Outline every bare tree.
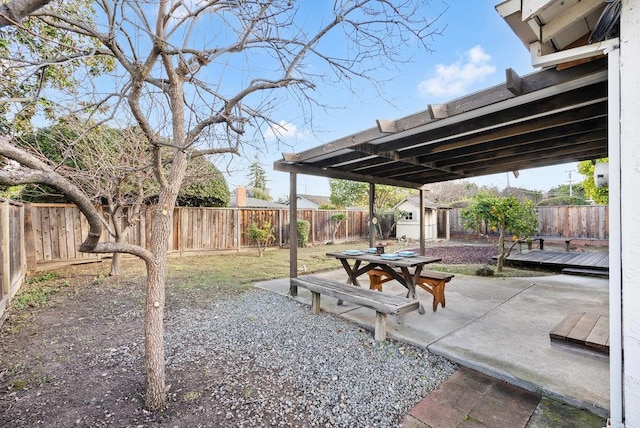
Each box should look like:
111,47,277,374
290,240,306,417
15,120,226,276
0,0,444,411
427,180,483,205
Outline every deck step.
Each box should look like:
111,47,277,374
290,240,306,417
550,312,609,355
561,267,609,278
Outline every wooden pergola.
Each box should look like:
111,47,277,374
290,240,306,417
274,57,608,295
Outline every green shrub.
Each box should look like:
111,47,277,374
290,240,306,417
247,221,275,257
297,220,310,247
537,196,588,206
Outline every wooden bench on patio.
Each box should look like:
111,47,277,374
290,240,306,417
518,236,572,252
366,268,455,312
291,275,419,342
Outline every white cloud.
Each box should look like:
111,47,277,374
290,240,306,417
418,45,497,98
264,120,305,141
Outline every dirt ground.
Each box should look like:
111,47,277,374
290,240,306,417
0,244,515,427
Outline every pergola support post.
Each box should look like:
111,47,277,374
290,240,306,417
419,188,426,256
369,183,375,248
289,172,298,296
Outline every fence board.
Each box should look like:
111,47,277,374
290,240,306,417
449,205,609,240
1,199,26,325
25,204,609,268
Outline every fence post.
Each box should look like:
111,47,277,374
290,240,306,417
23,203,36,271
2,200,10,297
345,210,349,242
235,208,241,253
311,209,316,245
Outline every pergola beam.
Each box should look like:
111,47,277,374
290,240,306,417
273,160,427,190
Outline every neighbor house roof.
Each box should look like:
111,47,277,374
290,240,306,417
297,194,331,206
229,195,288,209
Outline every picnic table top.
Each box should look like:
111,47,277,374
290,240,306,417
326,251,441,267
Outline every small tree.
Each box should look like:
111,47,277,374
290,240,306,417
297,220,310,248
461,194,538,272
578,158,609,204
247,222,274,257
330,212,347,243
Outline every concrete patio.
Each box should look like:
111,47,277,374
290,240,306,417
254,270,609,419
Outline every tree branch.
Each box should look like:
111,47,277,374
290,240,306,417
0,0,52,27
0,136,154,264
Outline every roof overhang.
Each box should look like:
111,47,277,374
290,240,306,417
274,57,608,188
496,0,619,68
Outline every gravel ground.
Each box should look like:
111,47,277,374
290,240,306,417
163,290,456,427
1,283,455,427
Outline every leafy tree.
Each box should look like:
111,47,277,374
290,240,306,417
0,0,114,131
375,185,410,210
329,179,368,208
247,160,268,191
246,161,270,200
329,179,409,210
578,159,609,204
247,221,274,257
249,187,271,202
548,183,585,200
177,158,230,208
538,196,588,206
461,194,539,272
297,220,310,248
0,0,444,411
501,186,543,204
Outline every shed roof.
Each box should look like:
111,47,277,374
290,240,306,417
396,195,439,210
273,58,607,189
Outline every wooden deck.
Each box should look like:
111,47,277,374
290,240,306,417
499,249,609,275
550,312,609,355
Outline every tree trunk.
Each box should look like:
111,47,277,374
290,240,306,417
144,200,174,411
110,251,122,276
332,220,342,242
497,230,505,272
110,230,124,276
143,150,188,411
144,254,165,411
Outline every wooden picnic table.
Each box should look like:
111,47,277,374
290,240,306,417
326,251,441,314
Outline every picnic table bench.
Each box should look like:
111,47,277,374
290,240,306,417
366,268,455,312
291,275,419,341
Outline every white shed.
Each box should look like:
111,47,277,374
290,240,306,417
394,196,444,241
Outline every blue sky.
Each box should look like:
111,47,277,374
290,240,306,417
223,1,583,200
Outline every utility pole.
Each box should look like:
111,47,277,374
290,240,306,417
566,170,576,197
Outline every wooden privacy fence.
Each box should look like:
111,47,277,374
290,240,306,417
0,199,26,323
449,205,609,239
25,204,372,267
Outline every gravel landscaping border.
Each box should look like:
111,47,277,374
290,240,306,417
163,289,456,427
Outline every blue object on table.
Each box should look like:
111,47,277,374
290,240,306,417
397,251,416,257
344,250,363,255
